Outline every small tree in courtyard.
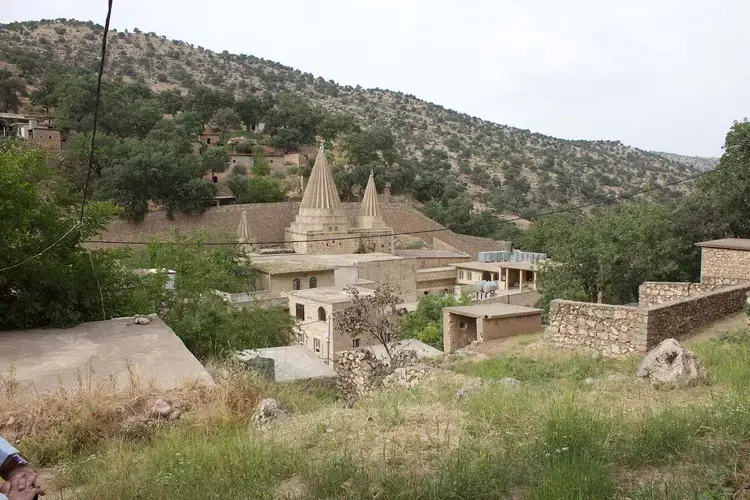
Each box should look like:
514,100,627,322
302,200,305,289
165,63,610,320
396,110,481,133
336,284,403,363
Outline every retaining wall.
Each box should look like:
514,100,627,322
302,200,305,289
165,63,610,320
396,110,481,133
545,282,750,357
638,282,725,306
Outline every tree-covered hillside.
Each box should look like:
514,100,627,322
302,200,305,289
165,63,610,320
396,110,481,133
0,19,711,220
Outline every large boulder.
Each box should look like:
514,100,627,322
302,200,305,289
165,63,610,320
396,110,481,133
252,398,291,427
636,339,707,389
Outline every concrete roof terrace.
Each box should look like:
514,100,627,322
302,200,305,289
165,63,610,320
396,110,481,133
251,252,403,268
443,303,543,319
696,238,750,251
0,317,213,393
289,285,374,304
248,261,335,274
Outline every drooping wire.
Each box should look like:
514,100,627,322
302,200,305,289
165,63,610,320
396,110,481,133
0,222,81,273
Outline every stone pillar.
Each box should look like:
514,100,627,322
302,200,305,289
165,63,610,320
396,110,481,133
533,271,537,290
520,270,525,290
505,268,510,290
383,182,391,203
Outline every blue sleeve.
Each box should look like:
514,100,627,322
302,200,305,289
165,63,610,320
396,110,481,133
0,436,18,466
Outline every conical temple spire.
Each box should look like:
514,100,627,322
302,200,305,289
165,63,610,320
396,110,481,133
359,170,380,217
299,143,342,211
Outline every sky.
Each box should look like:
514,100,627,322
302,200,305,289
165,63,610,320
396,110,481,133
4,0,749,157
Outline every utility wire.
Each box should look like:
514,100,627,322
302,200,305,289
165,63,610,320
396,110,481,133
0,222,81,273
79,0,113,224
84,167,716,247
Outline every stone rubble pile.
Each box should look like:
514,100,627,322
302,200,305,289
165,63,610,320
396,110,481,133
382,365,431,389
336,347,426,403
252,398,291,427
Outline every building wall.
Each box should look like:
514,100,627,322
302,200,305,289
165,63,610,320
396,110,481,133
638,282,726,306
229,154,253,170
443,312,478,353
405,256,471,270
700,247,750,283
545,282,750,357
96,201,510,257
471,290,541,308
416,278,457,293
480,314,542,342
28,128,61,153
289,296,363,361
355,259,418,303
267,271,335,293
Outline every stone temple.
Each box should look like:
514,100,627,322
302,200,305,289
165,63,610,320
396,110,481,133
284,144,394,254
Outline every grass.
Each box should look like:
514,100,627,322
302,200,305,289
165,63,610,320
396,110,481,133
4,331,750,498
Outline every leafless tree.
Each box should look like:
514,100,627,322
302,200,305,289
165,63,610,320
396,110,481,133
335,284,403,363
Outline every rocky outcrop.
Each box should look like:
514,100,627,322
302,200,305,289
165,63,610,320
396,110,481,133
636,339,707,389
252,398,291,427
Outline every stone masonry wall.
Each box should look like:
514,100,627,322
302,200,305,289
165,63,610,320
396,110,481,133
701,247,750,283
545,301,645,356
546,282,750,356
92,201,508,257
638,282,725,306
644,282,750,347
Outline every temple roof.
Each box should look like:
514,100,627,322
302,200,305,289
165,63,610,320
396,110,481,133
299,144,342,211
359,171,380,217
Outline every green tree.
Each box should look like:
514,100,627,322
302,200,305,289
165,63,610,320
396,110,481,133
201,145,230,178
398,293,470,350
342,125,397,165
212,107,241,140
234,94,274,130
227,165,285,203
0,145,165,329
0,69,28,113
184,85,234,129
524,203,692,308
30,73,59,113
145,232,297,359
159,88,184,115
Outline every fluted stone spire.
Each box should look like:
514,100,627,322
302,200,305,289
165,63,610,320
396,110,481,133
359,170,380,217
299,143,341,211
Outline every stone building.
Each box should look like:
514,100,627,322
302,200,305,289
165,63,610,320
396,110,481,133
695,238,750,285
442,303,543,353
288,286,374,363
284,144,394,254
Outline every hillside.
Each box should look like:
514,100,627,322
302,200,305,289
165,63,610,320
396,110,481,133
0,19,709,217
652,151,719,171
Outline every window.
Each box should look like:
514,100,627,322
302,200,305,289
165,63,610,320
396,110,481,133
352,338,360,348
292,278,301,290
318,307,326,321
329,226,333,231
295,303,305,320
297,332,305,345
459,321,468,330
206,137,211,145
314,338,321,353
232,159,236,163
212,176,218,183
309,277,317,288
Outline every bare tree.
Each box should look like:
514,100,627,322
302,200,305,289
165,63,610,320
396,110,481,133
335,284,403,363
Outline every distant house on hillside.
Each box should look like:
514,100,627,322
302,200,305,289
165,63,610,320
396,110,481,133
197,130,220,146
0,113,62,153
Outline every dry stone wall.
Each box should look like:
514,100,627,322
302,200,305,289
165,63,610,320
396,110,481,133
638,282,725,306
644,283,750,346
545,301,646,356
546,282,750,357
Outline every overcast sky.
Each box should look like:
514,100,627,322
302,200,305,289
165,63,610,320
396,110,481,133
4,1,749,157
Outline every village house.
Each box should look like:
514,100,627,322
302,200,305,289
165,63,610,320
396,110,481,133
0,113,62,153
288,286,374,363
442,303,543,353
452,253,544,291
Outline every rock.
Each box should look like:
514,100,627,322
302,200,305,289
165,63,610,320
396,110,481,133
636,338,707,389
453,349,489,359
453,379,485,403
151,399,173,419
133,315,151,325
583,377,595,385
252,398,291,427
469,340,481,347
495,377,521,387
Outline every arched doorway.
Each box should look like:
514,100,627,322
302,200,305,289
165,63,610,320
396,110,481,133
318,307,327,321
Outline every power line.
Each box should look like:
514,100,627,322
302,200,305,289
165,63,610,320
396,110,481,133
0,222,81,273
78,0,113,224
84,168,716,247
